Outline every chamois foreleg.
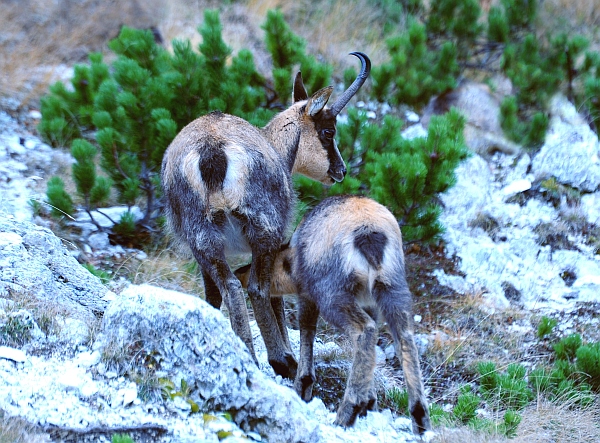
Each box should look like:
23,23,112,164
271,296,292,351
201,268,223,309
294,295,319,401
246,251,298,379
327,302,378,427
374,282,431,435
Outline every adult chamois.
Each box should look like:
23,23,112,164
236,195,431,435
161,52,371,379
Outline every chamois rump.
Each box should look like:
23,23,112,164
161,53,371,379
236,195,431,435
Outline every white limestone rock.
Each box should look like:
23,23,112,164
532,94,600,192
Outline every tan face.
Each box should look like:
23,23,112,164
294,107,346,185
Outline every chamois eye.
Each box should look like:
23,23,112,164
321,129,334,139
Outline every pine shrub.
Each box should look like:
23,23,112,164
40,10,272,238
536,315,558,339
111,434,135,443
477,361,533,411
500,409,522,438
38,52,109,147
426,0,483,60
582,51,600,130
371,19,459,108
363,109,469,243
261,9,332,106
529,366,550,392
576,342,600,391
554,334,582,362
452,385,480,424
45,176,74,218
385,386,409,415
294,107,468,244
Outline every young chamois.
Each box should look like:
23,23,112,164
161,53,371,379
236,195,431,435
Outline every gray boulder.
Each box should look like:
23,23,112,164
421,81,520,157
0,214,111,322
97,284,322,443
532,94,600,192
96,284,421,443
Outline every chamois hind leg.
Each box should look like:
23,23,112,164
324,300,378,427
246,250,297,379
188,237,257,365
374,281,431,435
271,296,292,352
201,268,223,309
294,295,319,401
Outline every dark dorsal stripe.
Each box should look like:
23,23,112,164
198,137,228,193
353,229,387,268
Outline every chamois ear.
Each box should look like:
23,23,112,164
306,86,333,116
293,72,309,103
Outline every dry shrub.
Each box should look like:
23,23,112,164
513,399,600,443
541,0,600,27
1,286,69,341
124,247,205,296
0,410,48,443
245,0,393,68
1,0,395,108
422,290,536,405
0,0,166,105
430,398,600,442
432,426,509,443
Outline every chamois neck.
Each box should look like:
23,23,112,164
262,104,303,172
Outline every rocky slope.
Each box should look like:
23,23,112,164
2,83,600,442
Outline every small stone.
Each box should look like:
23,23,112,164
28,110,42,119
80,381,99,398
384,344,396,361
375,346,386,365
57,367,86,391
122,386,138,406
102,291,117,302
75,351,101,368
501,179,532,198
247,431,262,441
405,110,420,122
0,346,27,363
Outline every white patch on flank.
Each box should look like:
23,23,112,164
220,144,249,209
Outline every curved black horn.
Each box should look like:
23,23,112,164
329,52,371,116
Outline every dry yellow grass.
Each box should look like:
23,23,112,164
542,0,600,27
0,411,48,443
244,0,393,67
0,0,398,107
126,247,205,296
429,397,600,443
0,0,163,105
432,426,510,443
514,399,600,443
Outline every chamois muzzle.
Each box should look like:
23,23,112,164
328,165,347,183
328,52,371,117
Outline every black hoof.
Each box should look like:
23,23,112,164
411,401,431,435
297,374,315,401
269,353,298,379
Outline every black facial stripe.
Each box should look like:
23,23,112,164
313,111,341,168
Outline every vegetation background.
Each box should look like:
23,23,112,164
1,0,600,442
